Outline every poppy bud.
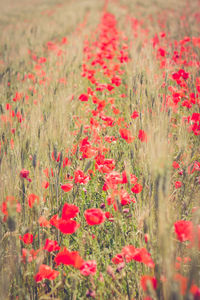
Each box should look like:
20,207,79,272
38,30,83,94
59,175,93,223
116,262,125,273
86,289,96,298
100,203,105,209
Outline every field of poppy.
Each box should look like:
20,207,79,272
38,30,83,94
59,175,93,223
0,0,200,299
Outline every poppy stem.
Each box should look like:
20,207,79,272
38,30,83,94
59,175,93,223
21,180,25,222
125,264,131,300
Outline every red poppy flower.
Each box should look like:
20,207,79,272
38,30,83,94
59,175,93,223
58,219,80,234
190,284,200,299
113,245,155,268
61,203,79,220
74,169,90,184
141,275,157,291
42,181,49,189
105,211,113,220
1,202,8,216
100,114,115,127
138,129,147,142
79,94,89,102
34,264,59,282
38,216,50,228
104,135,117,143
105,171,122,186
119,128,135,143
95,155,116,174
112,106,120,115
131,248,155,268
61,183,73,192
174,220,193,242
20,169,29,178
131,183,143,194
22,248,40,263
175,181,182,189
84,208,105,226
63,157,70,168
55,247,84,269
20,233,34,244
131,111,139,119
121,245,137,263
174,273,188,295
120,189,135,205
188,161,200,174
50,214,60,228
112,253,124,264
83,146,98,159
80,260,97,276
111,75,121,86
43,239,60,252
144,234,149,244
20,169,31,182
130,174,138,184
173,161,180,169
1,196,21,218
28,194,39,208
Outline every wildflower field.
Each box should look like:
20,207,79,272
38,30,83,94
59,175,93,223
0,0,200,299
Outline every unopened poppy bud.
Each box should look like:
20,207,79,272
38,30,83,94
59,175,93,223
83,188,87,194
86,289,96,298
116,262,125,273
100,203,105,209
178,170,183,175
